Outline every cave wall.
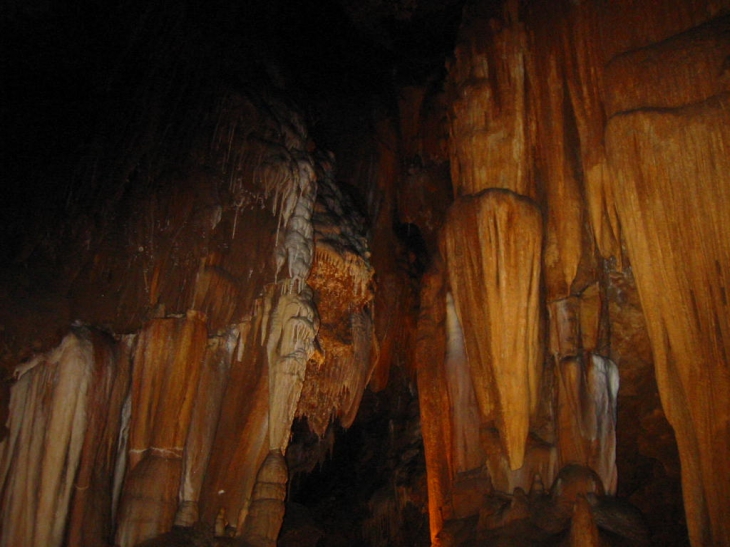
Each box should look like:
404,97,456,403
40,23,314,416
406,0,730,545
1,0,729,546
0,81,379,546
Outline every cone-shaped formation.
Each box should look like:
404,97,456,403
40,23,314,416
440,189,543,470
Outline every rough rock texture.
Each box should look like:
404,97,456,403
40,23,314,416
411,0,730,545
0,78,375,546
1,0,729,546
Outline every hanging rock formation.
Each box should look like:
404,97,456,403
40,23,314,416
0,81,375,546
411,0,728,545
440,189,543,472
1,0,729,546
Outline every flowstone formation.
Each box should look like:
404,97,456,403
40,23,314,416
406,0,730,545
1,0,729,546
0,83,375,547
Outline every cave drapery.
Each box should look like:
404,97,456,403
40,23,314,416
1,0,729,546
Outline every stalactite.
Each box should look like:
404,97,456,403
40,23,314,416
296,156,375,436
530,50,585,301
444,292,483,474
606,93,730,546
447,2,532,198
441,189,543,471
415,258,453,546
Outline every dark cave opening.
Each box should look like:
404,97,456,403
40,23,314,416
284,371,429,547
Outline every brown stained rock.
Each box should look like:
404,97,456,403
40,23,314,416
0,330,95,547
199,314,269,529
126,312,207,469
604,14,730,117
176,330,237,527
116,455,183,547
594,0,726,64
548,297,582,360
569,495,600,547
397,163,454,253
447,4,533,199
579,283,603,354
66,331,133,547
415,258,454,545
530,53,585,301
441,189,543,470
116,312,207,547
606,95,730,546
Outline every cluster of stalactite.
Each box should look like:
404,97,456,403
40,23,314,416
408,0,730,545
0,89,375,547
1,0,729,545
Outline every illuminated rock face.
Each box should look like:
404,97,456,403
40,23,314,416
1,1,729,546
0,88,375,547
440,189,543,472
412,1,729,546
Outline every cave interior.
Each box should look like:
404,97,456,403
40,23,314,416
1,0,729,546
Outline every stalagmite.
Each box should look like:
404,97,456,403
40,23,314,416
569,495,600,547
441,189,543,470
240,450,288,547
415,259,453,546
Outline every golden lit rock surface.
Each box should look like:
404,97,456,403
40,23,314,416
606,95,730,546
1,1,729,546
447,1,532,198
441,189,543,471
